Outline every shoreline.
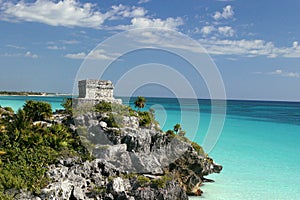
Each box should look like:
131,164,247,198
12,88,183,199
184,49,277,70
0,94,72,97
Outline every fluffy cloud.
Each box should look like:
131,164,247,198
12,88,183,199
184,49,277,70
213,5,234,20
200,25,235,37
292,41,298,48
107,4,147,20
0,1,182,30
218,26,235,37
110,16,183,30
130,17,183,29
0,0,147,28
201,26,216,35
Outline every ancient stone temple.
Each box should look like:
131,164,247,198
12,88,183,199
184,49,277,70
75,80,122,106
78,80,114,99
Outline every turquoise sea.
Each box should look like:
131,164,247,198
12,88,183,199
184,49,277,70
1,96,300,200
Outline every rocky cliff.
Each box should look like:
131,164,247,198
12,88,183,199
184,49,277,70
14,101,222,200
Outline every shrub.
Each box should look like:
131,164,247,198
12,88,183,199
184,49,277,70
191,142,205,156
23,100,52,121
95,101,112,113
138,111,152,127
166,130,176,139
61,98,73,114
137,175,151,187
95,101,136,117
150,175,173,189
0,103,90,194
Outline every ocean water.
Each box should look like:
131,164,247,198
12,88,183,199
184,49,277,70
1,96,299,199
0,95,68,112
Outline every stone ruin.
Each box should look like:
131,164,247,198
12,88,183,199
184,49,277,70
74,80,122,107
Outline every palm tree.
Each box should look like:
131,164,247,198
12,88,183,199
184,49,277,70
173,123,181,134
134,96,146,111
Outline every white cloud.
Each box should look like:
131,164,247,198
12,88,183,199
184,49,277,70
201,26,216,35
6,44,25,49
138,0,151,4
61,40,80,44
268,69,299,78
0,0,147,28
107,4,147,20
270,69,283,75
218,26,235,37
111,17,183,30
131,17,183,29
199,39,300,58
25,51,38,58
213,5,234,20
293,41,298,48
65,52,86,59
47,45,66,50
1,51,38,58
254,69,300,78
0,1,182,31
65,49,121,60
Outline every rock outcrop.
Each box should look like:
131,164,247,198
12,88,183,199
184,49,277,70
13,104,222,199
35,159,188,200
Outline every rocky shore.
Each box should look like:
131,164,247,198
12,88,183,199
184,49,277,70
2,97,222,200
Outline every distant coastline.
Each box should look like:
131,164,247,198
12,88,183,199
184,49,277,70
0,91,71,97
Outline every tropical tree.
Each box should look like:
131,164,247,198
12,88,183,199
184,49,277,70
61,98,73,114
173,123,181,133
134,96,146,111
23,100,52,121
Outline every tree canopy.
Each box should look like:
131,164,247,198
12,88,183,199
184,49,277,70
134,96,146,111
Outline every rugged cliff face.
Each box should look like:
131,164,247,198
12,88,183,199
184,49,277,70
15,101,222,200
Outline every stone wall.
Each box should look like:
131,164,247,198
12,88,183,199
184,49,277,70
75,80,122,107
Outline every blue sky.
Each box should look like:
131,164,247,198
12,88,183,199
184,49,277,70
0,0,299,101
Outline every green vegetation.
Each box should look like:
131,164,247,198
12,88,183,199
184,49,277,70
61,98,73,114
191,142,205,156
23,100,52,121
150,175,173,189
138,111,152,127
173,123,181,133
0,91,44,96
134,96,146,111
137,175,151,187
135,174,173,189
95,101,136,117
166,130,176,139
0,101,89,198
